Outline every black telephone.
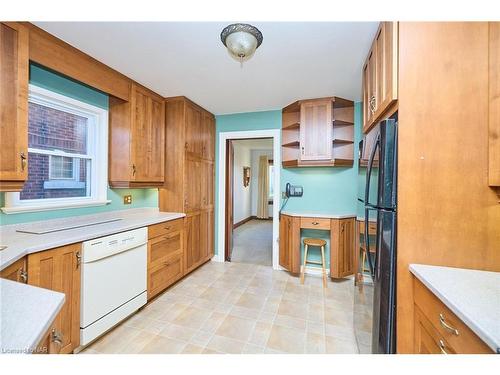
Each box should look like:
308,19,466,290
285,183,303,197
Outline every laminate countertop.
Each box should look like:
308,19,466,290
0,208,185,271
0,278,65,353
410,264,500,353
280,211,357,219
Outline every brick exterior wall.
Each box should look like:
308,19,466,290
20,102,89,200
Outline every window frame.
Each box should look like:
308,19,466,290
2,85,110,214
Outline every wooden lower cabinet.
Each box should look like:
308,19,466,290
413,278,492,354
185,210,213,274
330,218,355,278
27,243,81,354
279,214,300,274
0,257,27,283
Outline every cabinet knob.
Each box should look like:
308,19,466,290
51,329,63,345
369,96,376,114
438,339,449,355
312,221,319,225
20,152,27,171
19,269,28,283
76,251,82,268
132,164,136,176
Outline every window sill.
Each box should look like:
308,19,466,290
1,199,111,214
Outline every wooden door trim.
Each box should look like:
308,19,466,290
224,139,234,261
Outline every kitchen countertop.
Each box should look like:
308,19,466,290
410,264,500,353
0,278,65,353
0,208,185,271
280,210,356,219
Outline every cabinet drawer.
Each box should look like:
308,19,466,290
413,278,492,354
148,252,183,300
300,217,331,230
148,218,184,239
148,231,182,268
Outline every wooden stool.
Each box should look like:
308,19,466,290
300,238,328,288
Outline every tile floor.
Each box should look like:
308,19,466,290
82,261,359,354
231,219,273,266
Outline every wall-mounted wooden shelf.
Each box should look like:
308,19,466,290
281,96,355,168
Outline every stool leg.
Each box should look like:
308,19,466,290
300,244,308,284
321,245,327,288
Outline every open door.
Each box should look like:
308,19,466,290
225,140,234,261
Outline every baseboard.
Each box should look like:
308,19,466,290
233,215,273,229
233,216,253,229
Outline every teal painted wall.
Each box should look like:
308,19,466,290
0,64,158,226
214,103,363,268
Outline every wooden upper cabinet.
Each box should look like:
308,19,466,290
299,99,333,161
185,102,202,158
0,22,29,191
109,83,165,187
201,111,215,161
363,22,398,133
489,22,500,188
27,244,81,354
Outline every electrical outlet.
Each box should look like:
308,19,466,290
123,195,132,205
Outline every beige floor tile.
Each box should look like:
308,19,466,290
223,289,245,304
214,302,234,314
157,302,190,323
118,331,157,354
79,348,100,354
215,314,256,342
306,320,325,335
248,321,272,347
235,292,267,310
139,335,187,354
325,336,359,354
324,306,353,327
181,343,205,354
230,305,261,320
202,348,223,354
242,343,265,354
257,310,276,323
277,299,308,319
307,303,325,322
305,332,326,354
159,323,198,341
171,306,211,329
141,318,169,335
89,324,141,353
324,323,356,341
274,314,307,330
199,311,227,333
199,286,231,303
206,335,246,354
266,324,306,354
189,330,213,347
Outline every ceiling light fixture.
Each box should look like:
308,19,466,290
220,23,263,67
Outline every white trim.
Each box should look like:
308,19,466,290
217,129,281,270
2,85,109,214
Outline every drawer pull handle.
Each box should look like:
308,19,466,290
164,226,171,230
438,339,448,354
312,221,319,225
439,313,459,336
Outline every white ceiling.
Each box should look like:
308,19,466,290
34,22,378,115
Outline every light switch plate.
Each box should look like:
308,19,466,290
123,195,132,205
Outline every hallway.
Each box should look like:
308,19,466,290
231,219,273,266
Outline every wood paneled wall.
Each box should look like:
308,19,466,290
397,22,500,353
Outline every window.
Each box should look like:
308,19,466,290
2,85,109,213
268,159,274,202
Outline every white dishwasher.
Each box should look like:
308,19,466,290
80,227,147,346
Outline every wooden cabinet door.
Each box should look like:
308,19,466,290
279,215,291,270
375,22,398,120
185,213,201,272
299,100,333,161
185,103,202,157
199,210,209,261
130,85,165,182
201,160,214,209
27,244,81,354
0,22,28,190
201,111,215,160
363,42,377,133
184,157,201,212
0,257,27,283
330,218,355,278
489,22,500,187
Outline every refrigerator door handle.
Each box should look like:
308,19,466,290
364,208,375,278
364,134,380,207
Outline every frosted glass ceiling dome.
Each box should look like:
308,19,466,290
220,23,263,65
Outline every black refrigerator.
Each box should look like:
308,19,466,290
354,116,397,354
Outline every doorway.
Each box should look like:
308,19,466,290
217,129,281,269
225,138,274,266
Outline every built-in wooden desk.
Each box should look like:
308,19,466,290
279,211,356,279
